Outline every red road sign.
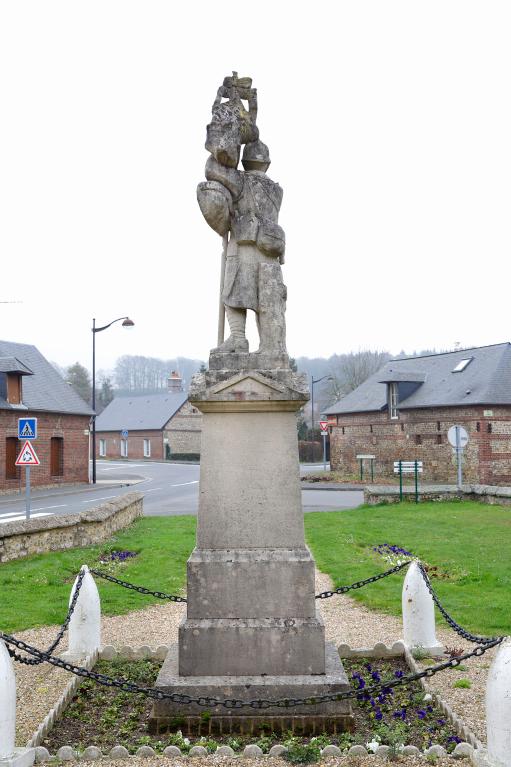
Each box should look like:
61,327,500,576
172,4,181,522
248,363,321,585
15,440,40,466
319,421,329,431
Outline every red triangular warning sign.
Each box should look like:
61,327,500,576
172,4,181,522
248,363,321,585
15,440,40,466
319,421,329,431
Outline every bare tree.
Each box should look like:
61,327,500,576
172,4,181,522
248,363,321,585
328,350,391,402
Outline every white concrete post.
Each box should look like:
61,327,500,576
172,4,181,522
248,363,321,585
402,561,443,656
66,565,101,660
0,639,16,757
486,637,511,766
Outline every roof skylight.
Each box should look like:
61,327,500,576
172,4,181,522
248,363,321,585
452,357,474,373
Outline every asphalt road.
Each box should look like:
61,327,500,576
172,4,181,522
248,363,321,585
0,461,363,522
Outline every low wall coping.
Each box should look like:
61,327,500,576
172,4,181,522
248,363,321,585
364,484,511,498
0,492,143,539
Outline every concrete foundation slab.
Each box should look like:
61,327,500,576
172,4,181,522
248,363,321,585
150,642,353,732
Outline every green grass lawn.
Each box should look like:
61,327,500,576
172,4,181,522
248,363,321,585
0,516,196,633
0,501,509,637
304,501,511,637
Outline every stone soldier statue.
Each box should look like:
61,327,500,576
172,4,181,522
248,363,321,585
197,74,288,359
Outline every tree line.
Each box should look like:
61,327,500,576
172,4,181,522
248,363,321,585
55,346,458,416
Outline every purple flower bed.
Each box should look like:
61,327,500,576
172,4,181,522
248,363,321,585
99,550,138,563
347,657,462,753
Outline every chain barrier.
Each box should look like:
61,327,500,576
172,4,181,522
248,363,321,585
315,561,411,599
7,569,85,666
89,569,187,603
416,562,498,645
0,630,503,707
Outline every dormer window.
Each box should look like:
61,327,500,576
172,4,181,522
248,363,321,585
389,382,399,419
7,373,22,404
452,357,473,373
0,357,33,406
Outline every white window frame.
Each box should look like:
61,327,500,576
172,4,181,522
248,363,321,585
120,439,128,458
389,382,399,420
143,439,151,458
99,439,106,457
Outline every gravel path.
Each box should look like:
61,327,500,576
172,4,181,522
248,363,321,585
13,570,492,750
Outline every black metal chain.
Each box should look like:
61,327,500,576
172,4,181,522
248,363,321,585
1,630,503,708
416,562,497,645
315,561,411,599
89,569,187,603
7,569,86,666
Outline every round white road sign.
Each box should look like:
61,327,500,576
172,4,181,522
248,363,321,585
447,425,469,448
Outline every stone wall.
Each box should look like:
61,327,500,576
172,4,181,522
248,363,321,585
364,484,511,506
0,411,90,491
164,400,202,455
329,405,511,485
0,492,143,563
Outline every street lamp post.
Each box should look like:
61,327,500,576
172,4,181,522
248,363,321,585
91,316,134,483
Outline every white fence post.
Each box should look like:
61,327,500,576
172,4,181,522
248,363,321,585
486,637,511,766
402,561,444,656
0,639,16,758
65,565,101,660
0,639,35,766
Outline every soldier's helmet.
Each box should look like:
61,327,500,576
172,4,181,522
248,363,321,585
242,140,271,171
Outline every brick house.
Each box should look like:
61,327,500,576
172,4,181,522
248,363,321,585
95,373,202,461
324,343,511,485
0,340,92,491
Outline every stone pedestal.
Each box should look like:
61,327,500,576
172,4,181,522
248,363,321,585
151,360,352,730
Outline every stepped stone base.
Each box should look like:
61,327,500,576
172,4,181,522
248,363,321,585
179,613,326,676
150,643,353,732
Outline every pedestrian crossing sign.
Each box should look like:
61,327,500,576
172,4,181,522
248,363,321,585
15,440,40,466
18,418,37,440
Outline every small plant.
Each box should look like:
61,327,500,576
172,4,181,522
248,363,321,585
226,737,242,752
337,732,356,751
200,710,212,723
411,645,429,661
196,737,219,753
283,737,321,764
445,646,464,658
453,678,471,689
255,734,278,753
426,754,438,764
167,730,191,752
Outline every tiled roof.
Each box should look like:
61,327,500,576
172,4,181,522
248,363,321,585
95,391,188,431
324,343,511,415
0,340,93,415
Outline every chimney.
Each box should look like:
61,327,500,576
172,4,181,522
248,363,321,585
168,371,183,393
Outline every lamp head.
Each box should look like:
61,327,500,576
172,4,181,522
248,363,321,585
122,318,135,328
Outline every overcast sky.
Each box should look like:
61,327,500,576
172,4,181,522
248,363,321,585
1,1,510,373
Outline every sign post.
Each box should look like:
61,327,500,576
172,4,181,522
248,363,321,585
319,421,329,472
15,441,41,519
447,425,469,490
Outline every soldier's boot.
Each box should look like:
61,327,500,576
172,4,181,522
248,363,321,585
213,307,249,353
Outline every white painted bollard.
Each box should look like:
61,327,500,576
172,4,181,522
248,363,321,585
486,637,511,766
402,561,444,656
0,640,35,767
65,565,101,660
0,639,16,758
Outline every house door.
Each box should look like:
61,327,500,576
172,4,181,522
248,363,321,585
51,437,64,476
